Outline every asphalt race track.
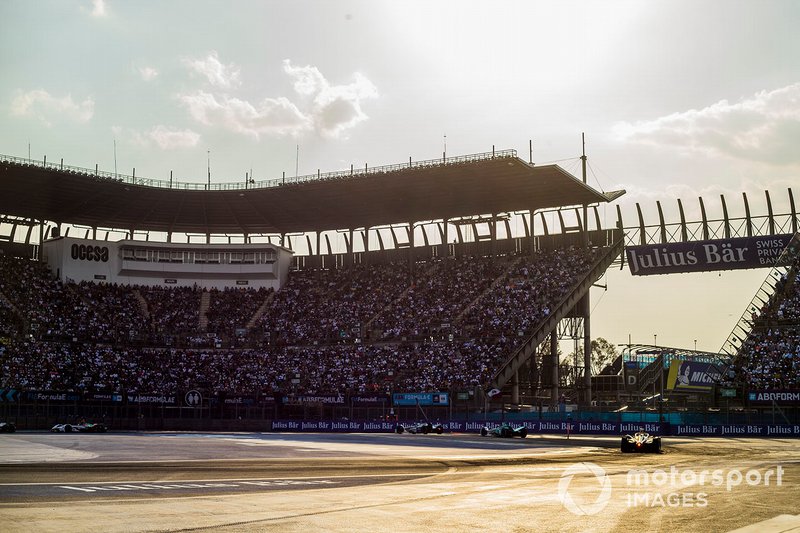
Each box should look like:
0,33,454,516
0,431,798,532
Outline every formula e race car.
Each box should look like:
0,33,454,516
395,422,444,434
0,422,16,433
51,422,108,433
480,423,528,438
621,431,662,453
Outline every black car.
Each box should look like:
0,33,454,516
395,422,444,434
0,422,16,433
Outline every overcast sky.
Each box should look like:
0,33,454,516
2,0,798,353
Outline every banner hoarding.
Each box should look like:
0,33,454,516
626,234,793,276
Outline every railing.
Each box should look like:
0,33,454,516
0,149,518,192
620,190,798,246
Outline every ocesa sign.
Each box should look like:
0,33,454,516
70,243,109,262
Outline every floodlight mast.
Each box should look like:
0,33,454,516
581,132,593,407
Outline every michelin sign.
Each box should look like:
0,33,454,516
666,360,723,392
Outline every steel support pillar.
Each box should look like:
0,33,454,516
550,330,559,408
582,293,592,406
511,370,519,405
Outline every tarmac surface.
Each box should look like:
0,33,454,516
0,430,798,532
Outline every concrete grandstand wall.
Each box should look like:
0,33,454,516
42,236,292,290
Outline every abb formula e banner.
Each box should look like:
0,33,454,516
626,234,793,276
748,390,800,405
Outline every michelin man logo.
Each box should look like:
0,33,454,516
558,462,612,516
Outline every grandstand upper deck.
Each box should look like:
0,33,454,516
0,149,622,237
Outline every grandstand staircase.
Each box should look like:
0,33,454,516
198,291,211,332
716,232,800,381
491,238,624,390
132,289,150,320
718,260,796,361
245,291,276,330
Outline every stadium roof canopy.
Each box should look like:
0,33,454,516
1,149,623,235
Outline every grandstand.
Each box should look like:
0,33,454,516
0,148,627,426
1,148,798,429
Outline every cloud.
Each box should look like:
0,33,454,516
89,0,106,17
10,89,94,126
178,91,310,139
146,126,201,149
283,60,378,138
177,57,378,140
614,83,800,166
115,125,201,149
183,51,241,89
138,66,158,82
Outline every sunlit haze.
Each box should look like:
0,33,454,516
2,0,798,353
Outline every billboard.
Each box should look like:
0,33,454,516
666,359,723,391
626,234,793,276
748,390,800,405
392,392,449,406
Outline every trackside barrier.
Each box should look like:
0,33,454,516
267,420,800,437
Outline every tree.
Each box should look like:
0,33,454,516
590,337,619,375
565,337,620,376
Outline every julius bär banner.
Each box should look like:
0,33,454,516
626,234,793,276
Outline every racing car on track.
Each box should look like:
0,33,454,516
480,423,528,438
0,422,16,433
621,430,662,453
395,422,444,434
50,422,108,433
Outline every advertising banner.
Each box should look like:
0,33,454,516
220,395,256,406
85,393,123,402
393,392,449,406
287,395,346,405
126,394,177,405
351,395,390,405
0,388,20,402
626,234,793,276
270,420,398,432
747,390,800,405
266,420,800,437
25,391,81,402
666,360,723,391
673,424,800,437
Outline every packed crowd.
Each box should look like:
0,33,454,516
0,339,516,396
371,256,509,340
0,255,145,343
206,287,273,338
459,247,599,339
1,246,603,394
734,265,800,390
255,262,412,344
